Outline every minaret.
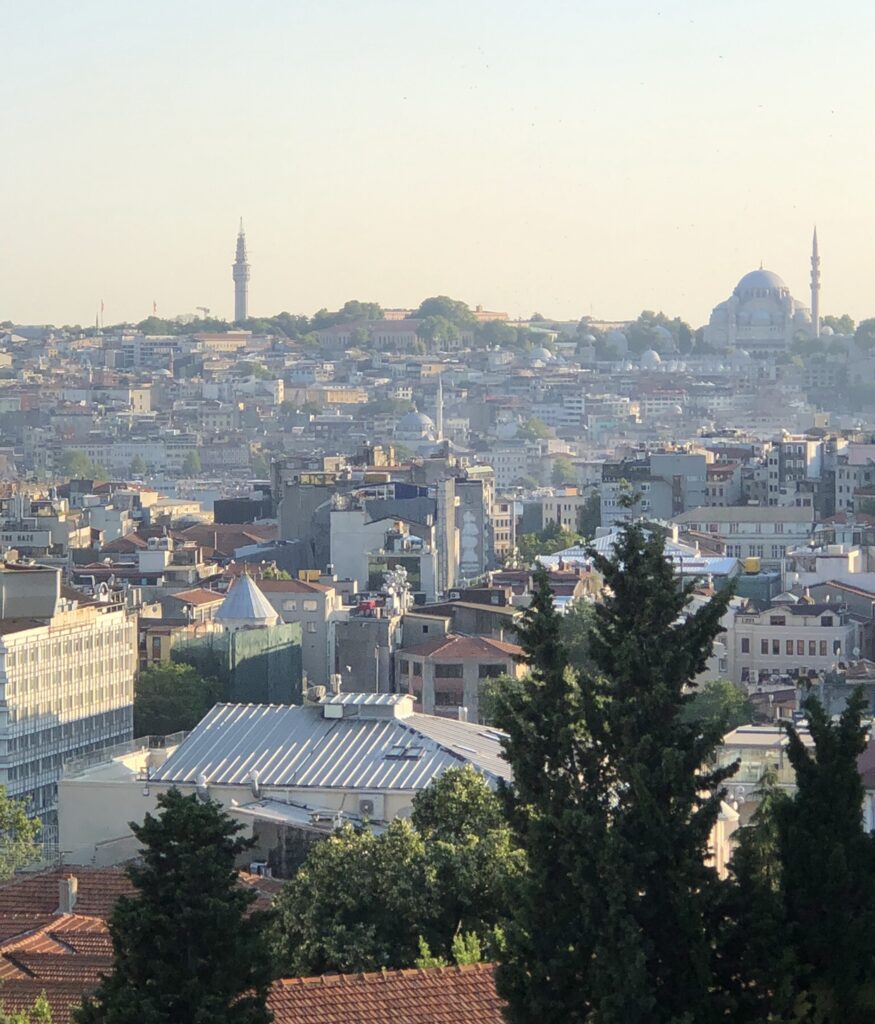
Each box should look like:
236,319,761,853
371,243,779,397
810,226,820,337
435,374,444,440
232,218,250,323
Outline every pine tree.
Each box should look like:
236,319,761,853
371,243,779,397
496,525,737,1023
75,788,272,1024
775,690,875,1022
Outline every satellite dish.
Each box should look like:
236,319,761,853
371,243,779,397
195,772,210,802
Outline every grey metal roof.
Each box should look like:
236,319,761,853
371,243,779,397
150,703,511,791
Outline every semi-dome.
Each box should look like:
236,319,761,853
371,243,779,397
820,325,835,336
529,346,554,362
640,348,662,369
734,269,789,298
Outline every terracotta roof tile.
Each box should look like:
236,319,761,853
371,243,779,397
398,633,523,661
268,964,505,1024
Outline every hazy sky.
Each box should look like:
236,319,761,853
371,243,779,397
3,1,874,327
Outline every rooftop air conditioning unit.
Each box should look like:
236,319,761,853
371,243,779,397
358,794,384,821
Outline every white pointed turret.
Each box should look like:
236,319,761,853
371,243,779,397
216,574,279,632
435,375,444,441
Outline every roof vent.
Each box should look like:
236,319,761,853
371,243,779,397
57,875,78,915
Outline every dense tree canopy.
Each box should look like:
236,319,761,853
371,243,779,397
679,678,754,733
76,789,272,1024
133,662,222,737
273,766,521,975
0,786,41,880
411,296,474,325
495,526,737,1023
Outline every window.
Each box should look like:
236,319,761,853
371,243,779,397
820,640,827,656
478,663,506,679
821,616,834,627
412,662,422,677
809,640,816,657
435,663,463,678
786,640,793,656
303,600,318,612
306,621,317,633
435,691,464,706
761,639,769,655
741,638,750,654
797,639,804,656
770,616,786,626
282,600,297,612
771,639,780,655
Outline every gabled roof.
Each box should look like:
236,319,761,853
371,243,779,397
398,633,522,660
269,964,504,1024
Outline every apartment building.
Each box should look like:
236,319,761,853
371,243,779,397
0,566,135,844
671,505,815,568
726,597,859,685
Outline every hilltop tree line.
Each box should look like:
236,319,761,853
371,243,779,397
48,523,875,1023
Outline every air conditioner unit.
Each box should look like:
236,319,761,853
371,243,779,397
358,794,385,820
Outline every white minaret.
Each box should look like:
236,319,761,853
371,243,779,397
233,218,250,323
435,375,444,440
810,226,820,337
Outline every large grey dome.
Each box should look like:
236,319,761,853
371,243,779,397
396,409,436,438
734,269,789,298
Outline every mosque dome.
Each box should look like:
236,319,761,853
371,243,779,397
582,333,597,343
396,409,436,439
530,346,554,362
640,349,662,369
734,269,789,298
820,325,835,336
749,308,773,327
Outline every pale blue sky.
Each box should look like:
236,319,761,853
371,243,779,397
2,1,874,326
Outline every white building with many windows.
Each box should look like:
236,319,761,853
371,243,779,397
671,505,814,568
0,566,135,844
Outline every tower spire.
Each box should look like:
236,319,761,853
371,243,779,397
435,374,444,441
232,218,250,323
810,225,820,337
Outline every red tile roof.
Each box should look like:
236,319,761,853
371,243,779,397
398,634,522,661
0,869,134,919
255,578,332,594
269,964,504,1024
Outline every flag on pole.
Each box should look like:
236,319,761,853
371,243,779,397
100,300,104,315
153,300,157,315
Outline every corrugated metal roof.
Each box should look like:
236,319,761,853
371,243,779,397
322,693,406,707
150,703,511,790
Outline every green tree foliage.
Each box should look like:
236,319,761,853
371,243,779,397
311,300,383,331
232,361,272,379
626,309,693,355
416,315,459,350
822,313,855,335
854,318,875,351
576,492,601,539
181,450,202,475
250,453,270,479
515,520,580,564
260,564,291,580
516,417,550,440
128,455,146,477
679,678,754,733
75,789,272,1024
495,525,737,1024
411,296,474,325
58,450,102,480
0,786,41,880
550,457,575,487
558,599,596,674
773,691,875,1020
133,663,222,737
273,766,521,975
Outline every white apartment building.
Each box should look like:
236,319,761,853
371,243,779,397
726,598,859,685
0,566,135,844
671,505,814,567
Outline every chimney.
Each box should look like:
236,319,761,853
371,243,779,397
58,874,78,915
457,705,469,723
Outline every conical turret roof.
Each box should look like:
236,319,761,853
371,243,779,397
216,574,279,627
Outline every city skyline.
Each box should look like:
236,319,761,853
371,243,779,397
4,1,875,326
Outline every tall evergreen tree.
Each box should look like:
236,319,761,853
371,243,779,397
496,524,737,1023
75,788,272,1024
776,690,875,1022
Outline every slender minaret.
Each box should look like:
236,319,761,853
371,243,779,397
232,218,250,322
435,374,444,440
810,226,820,337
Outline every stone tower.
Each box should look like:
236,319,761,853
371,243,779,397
233,218,250,323
810,226,820,337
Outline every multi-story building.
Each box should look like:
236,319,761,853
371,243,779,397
0,565,135,844
395,633,524,721
726,597,859,685
671,505,815,568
